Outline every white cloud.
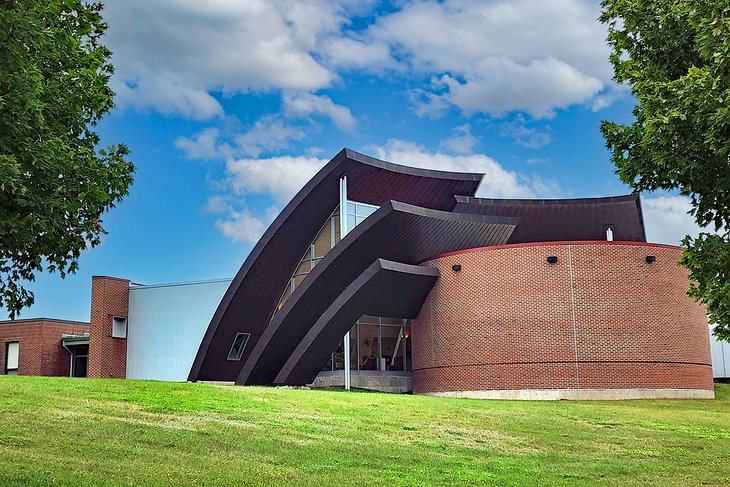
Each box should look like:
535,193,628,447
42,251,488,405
499,115,554,149
283,93,357,130
591,84,630,112
370,139,560,198
363,0,612,116
104,0,619,121
442,57,603,118
642,195,705,245
234,116,308,158
209,154,329,243
175,128,227,160
439,124,479,154
225,155,328,203
112,76,224,120
104,0,341,119
214,208,276,244
321,36,394,70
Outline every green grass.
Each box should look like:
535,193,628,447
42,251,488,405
0,377,728,486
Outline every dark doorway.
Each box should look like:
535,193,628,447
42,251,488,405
71,345,88,378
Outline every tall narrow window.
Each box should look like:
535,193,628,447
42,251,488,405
5,342,19,375
227,333,250,361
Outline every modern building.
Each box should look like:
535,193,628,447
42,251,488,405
0,149,723,399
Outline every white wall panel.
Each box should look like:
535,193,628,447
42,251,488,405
127,279,231,381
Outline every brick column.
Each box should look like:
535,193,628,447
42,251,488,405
88,276,130,378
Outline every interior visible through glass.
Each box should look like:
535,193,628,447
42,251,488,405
321,316,411,374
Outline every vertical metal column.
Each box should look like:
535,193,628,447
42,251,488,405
339,176,351,391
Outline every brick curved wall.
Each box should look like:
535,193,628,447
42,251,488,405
411,242,714,394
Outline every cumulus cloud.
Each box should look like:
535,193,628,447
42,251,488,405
234,117,308,158
370,139,560,198
499,115,554,149
104,0,341,119
442,57,603,118
224,155,328,203
207,155,328,243
642,195,706,246
362,0,612,116
439,124,480,154
105,0,618,121
174,128,229,160
214,207,278,244
283,93,357,130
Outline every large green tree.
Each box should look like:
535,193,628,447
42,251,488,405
0,0,133,318
600,1,730,339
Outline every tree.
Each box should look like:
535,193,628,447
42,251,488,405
600,1,730,338
0,1,133,318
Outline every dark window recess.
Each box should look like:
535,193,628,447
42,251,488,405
227,333,250,361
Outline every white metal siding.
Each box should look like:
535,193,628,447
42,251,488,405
126,279,231,381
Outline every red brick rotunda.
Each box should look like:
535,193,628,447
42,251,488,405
411,241,714,400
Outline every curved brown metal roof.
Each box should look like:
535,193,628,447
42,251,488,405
275,259,440,385
188,149,485,382
237,201,518,385
454,194,646,244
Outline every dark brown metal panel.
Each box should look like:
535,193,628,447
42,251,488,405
237,201,518,385
453,194,647,243
188,150,486,382
275,259,440,385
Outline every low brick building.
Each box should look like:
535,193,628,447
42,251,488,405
0,319,89,377
0,276,130,379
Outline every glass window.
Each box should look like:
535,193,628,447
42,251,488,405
347,214,357,233
278,208,341,311
227,333,250,361
5,341,19,375
111,316,127,339
313,220,332,258
358,324,379,370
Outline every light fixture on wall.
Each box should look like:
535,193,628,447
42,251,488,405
547,256,558,264
646,255,656,263
452,264,462,272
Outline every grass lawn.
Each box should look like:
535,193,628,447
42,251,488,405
0,377,728,486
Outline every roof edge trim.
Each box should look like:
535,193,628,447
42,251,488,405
455,193,640,206
344,148,484,182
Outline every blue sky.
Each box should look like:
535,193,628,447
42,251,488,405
11,0,702,322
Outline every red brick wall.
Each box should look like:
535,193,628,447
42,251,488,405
88,276,130,379
412,242,714,394
0,320,89,376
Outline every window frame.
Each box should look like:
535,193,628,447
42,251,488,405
111,316,128,339
5,341,19,375
227,332,251,361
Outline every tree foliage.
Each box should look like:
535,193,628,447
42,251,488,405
0,0,133,318
600,1,730,339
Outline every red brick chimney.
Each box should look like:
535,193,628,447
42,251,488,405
88,276,130,379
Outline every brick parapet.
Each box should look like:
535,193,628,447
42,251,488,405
411,243,714,395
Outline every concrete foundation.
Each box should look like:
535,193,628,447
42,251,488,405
310,371,412,393
424,388,716,401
